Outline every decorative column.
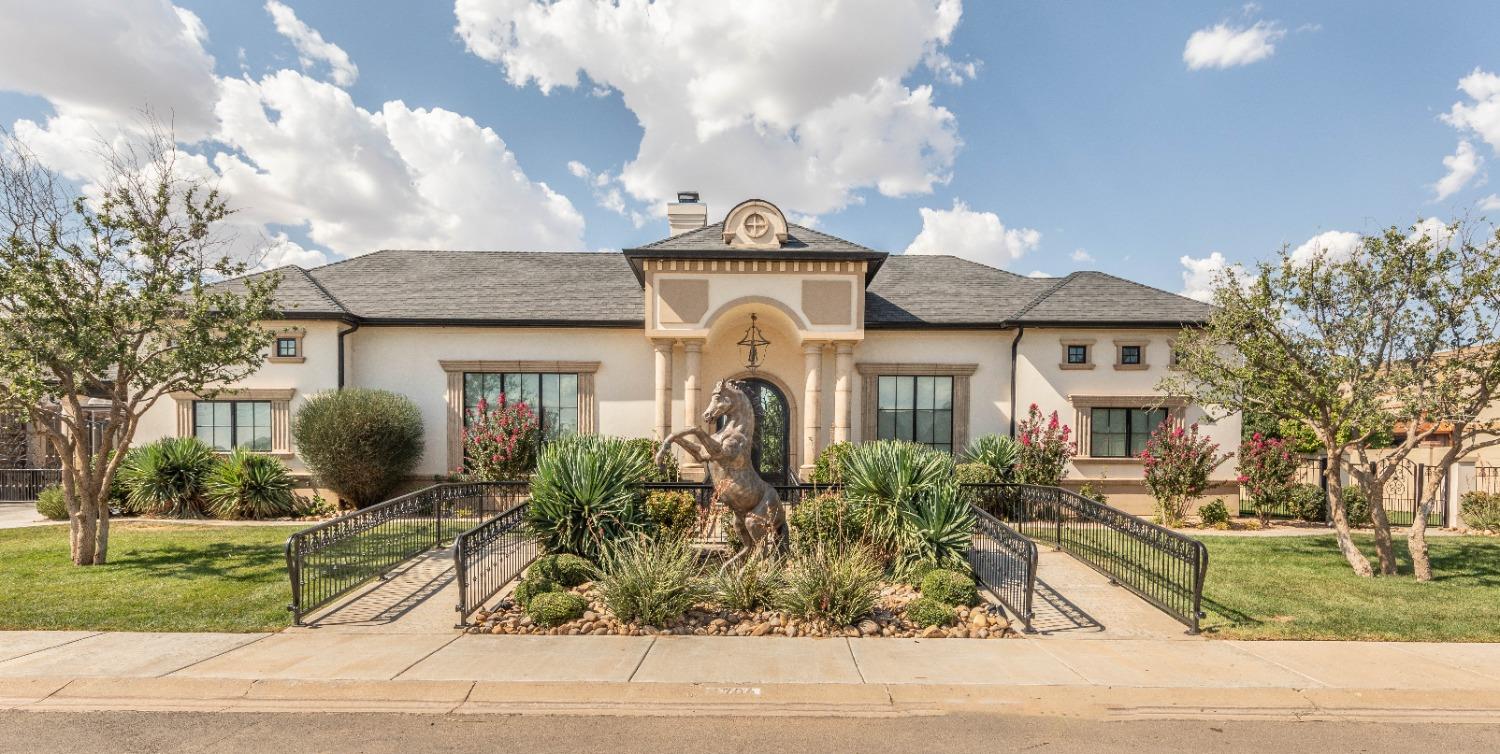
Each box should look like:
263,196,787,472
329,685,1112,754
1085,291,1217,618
680,339,705,478
653,339,673,441
833,342,854,444
801,341,826,478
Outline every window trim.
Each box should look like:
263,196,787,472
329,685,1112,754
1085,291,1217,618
193,399,274,452
1058,339,1095,370
871,374,957,453
1068,394,1187,460
268,328,305,364
172,388,295,456
855,362,975,451
441,360,600,474
1112,338,1149,371
1087,406,1169,458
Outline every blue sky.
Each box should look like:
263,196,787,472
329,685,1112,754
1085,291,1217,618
1,1,1497,299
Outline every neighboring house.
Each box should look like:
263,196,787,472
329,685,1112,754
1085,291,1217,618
134,195,1240,515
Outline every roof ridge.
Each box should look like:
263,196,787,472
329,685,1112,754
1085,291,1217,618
1011,271,1081,319
785,222,879,253
896,253,1030,280
1070,269,1209,306
293,265,350,315
632,222,726,250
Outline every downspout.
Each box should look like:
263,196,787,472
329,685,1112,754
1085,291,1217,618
337,319,360,389
1008,327,1025,438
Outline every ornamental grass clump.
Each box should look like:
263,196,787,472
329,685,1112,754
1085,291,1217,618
713,552,784,612
1461,491,1500,531
1013,404,1075,486
35,486,67,521
1236,434,1299,524
203,449,295,519
776,544,882,626
292,389,424,508
1140,422,1231,528
460,396,541,481
119,437,216,518
596,536,709,626
919,568,979,607
526,434,652,561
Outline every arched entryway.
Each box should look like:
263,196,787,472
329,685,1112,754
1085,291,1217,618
719,377,792,485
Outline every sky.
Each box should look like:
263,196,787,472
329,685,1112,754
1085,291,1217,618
0,0,1497,301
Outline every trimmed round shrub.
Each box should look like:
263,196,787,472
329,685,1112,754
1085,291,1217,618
204,449,295,519
905,596,956,628
810,441,855,485
35,485,68,521
530,554,594,587
526,591,587,627
526,435,651,561
292,389,424,508
1288,483,1326,522
954,462,999,485
1198,498,1231,527
512,576,560,608
644,489,699,539
119,437,216,518
1341,485,1371,527
920,568,979,607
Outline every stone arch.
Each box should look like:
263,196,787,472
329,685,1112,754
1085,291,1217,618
722,368,801,476
703,295,810,334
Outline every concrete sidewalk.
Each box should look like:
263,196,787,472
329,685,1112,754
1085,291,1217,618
3,631,1500,721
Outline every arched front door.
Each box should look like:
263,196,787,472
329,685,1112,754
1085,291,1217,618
722,378,791,485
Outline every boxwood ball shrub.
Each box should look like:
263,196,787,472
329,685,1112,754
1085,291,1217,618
35,485,68,521
919,568,978,607
526,434,652,561
954,462,999,485
526,591,587,627
1198,498,1231,528
905,596,956,628
644,489,699,540
119,437,216,518
1461,490,1500,531
530,554,594,587
204,449,296,519
512,575,560,608
293,389,424,508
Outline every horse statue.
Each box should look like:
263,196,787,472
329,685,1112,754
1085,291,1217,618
655,379,787,567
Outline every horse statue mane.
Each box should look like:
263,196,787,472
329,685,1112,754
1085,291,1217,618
656,379,787,567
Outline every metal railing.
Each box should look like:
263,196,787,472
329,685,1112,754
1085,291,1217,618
641,482,842,546
967,503,1036,632
964,483,1209,634
284,481,529,624
0,468,61,502
453,498,538,626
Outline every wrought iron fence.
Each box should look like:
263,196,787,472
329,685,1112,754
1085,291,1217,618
453,498,538,626
640,482,842,546
1478,466,1500,495
967,503,1036,632
284,481,528,624
963,483,1209,634
1367,461,1446,528
0,468,61,502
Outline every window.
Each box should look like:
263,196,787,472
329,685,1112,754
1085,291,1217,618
1089,407,1168,458
875,375,954,453
194,401,272,451
1067,345,1088,365
275,337,298,358
1120,345,1141,365
463,372,579,440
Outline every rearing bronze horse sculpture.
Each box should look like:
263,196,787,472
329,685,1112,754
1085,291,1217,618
656,380,787,567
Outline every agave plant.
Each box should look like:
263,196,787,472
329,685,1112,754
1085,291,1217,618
525,434,653,561
963,434,1020,480
119,437,216,518
840,440,954,557
899,482,976,572
204,449,296,519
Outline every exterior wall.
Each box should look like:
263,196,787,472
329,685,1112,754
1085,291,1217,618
852,329,1013,445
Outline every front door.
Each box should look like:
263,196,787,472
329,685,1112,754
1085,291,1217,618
728,378,791,485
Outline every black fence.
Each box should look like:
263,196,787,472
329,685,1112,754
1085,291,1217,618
284,481,529,625
640,482,842,546
967,504,1037,632
964,483,1208,634
1372,461,1446,528
453,497,538,626
0,468,61,502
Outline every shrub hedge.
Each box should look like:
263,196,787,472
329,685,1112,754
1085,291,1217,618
292,389,424,508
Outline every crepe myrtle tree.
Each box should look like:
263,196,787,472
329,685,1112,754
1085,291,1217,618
0,125,278,565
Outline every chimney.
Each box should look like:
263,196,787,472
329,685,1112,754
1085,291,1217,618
667,191,707,236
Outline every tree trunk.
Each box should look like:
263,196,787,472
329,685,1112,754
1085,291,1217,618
72,495,98,566
1326,457,1373,577
94,499,110,564
1408,471,1445,582
1366,483,1398,576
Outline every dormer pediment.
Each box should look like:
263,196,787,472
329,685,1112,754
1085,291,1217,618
721,199,789,250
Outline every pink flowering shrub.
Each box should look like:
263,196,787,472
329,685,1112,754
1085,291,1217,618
1014,404,1075,487
460,396,542,481
1140,422,1232,527
1236,433,1299,524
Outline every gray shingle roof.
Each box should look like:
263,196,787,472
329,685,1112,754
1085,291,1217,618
865,255,1055,327
1011,271,1213,325
221,265,348,317
633,221,878,254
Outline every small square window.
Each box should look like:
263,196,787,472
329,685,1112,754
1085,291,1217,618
276,337,298,358
1121,345,1141,365
1066,345,1088,364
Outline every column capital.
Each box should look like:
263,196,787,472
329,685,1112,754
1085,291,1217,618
834,341,855,355
651,338,675,352
679,338,705,353
802,339,830,355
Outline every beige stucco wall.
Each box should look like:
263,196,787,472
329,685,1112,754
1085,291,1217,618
853,329,1013,444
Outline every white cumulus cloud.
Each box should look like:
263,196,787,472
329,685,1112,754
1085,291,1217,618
265,0,359,87
1179,252,1240,303
1480,194,1500,211
1183,20,1285,70
1444,68,1500,152
1433,139,1483,200
904,200,1040,269
1069,248,1094,263
454,0,965,218
1289,229,1362,264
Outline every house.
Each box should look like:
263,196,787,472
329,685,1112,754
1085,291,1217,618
134,195,1241,514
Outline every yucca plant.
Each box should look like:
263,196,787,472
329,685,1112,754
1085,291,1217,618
840,440,954,558
525,434,652,561
119,437,216,518
596,535,710,626
204,449,296,519
963,434,1019,480
776,544,883,626
899,483,976,573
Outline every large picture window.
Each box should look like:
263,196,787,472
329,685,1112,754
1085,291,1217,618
875,375,954,453
463,372,579,440
1090,407,1168,458
194,401,272,452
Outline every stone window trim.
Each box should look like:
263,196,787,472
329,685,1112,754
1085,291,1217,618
1068,394,1188,459
1058,338,1095,370
1112,338,1150,371
171,388,295,457
440,360,600,474
268,328,306,364
855,363,976,450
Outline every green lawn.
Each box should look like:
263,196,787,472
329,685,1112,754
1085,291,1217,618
1200,534,1500,642
0,521,301,632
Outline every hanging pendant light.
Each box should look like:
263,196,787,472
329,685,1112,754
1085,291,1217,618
738,313,770,372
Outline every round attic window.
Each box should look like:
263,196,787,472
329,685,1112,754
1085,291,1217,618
743,212,770,238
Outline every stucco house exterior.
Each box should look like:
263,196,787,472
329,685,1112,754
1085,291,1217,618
134,195,1241,514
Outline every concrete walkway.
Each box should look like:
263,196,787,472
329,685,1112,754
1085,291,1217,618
292,549,460,633
0,503,48,529
1025,549,1192,640
3,631,1500,720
